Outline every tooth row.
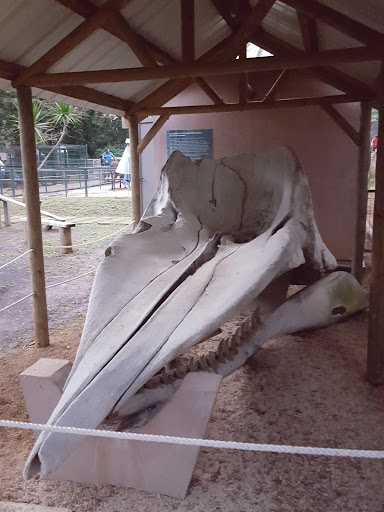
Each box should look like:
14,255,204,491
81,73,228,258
144,309,261,389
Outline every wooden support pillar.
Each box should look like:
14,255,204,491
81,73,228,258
127,115,141,228
352,102,371,282
16,86,49,348
367,65,384,384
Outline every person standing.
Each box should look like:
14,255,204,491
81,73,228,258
371,135,378,153
101,148,116,166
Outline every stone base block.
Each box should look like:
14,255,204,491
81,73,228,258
20,359,222,499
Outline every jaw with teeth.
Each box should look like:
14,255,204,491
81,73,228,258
24,147,367,479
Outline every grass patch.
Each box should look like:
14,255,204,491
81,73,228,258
9,197,131,219
8,197,132,255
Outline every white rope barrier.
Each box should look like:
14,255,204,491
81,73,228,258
45,269,96,289
0,249,33,271
43,222,133,250
0,293,34,313
0,269,96,313
0,420,383,459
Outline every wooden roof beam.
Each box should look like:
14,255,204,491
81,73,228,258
12,0,131,87
137,94,369,116
239,45,248,105
280,0,384,49
321,103,361,145
127,2,275,115
297,12,318,54
104,9,157,67
253,29,376,99
45,85,132,113
212,2,376,103
0,57,131,113
181,0,195,63
57,0,221,106
27,47,381,87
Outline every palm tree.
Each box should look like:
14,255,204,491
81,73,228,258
10,98,52,145
38,102,85,170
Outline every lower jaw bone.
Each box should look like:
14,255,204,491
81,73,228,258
23,147,366,480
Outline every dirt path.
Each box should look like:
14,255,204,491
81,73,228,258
1,300,384,511
0,211,383,511
0,223,102,354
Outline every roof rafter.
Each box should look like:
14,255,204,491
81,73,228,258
25,47,380,87
0,59,131,113
296,7,357,143
253,29,376,99
137,94,368,116
211,0,376,101
12,0,132,88
297,12,318,54
181,0,195,63
55,0,222,106
128,0,275,115
321,103,360,145
280,0,384,49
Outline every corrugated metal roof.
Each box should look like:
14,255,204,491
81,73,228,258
0,0,381,115
262,1,304,51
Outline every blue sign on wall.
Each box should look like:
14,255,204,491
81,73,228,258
167,129,213,161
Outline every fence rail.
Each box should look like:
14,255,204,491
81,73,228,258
0,166,122,198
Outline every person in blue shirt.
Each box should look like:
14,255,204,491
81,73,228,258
101,148,115,166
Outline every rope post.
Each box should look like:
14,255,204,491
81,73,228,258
127,115,141,228
16,86,49,348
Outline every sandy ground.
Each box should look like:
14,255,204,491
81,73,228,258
1,265,384,511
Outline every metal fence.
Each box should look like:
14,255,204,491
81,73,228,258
0,166,121,197
0,144,88,170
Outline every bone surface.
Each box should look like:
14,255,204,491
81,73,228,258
25,146,365,479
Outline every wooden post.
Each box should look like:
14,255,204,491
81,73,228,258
16,86,49,348
367,65,384,384
352,102,371,282
127,115,141,228
59,227,73,255
3,200,11,227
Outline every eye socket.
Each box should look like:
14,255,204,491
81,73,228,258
332,306,347,315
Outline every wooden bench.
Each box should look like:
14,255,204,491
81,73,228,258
21,217,76,254
0,197,11,228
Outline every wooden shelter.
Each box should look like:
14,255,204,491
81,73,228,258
0,0,382,383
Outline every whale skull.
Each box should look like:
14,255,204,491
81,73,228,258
24,147,367,479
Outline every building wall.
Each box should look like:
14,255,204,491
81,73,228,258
150,79,360,261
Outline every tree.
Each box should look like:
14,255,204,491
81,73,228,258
0,90,127,158
37,102,85,170
64,110,127,158
0,90,19,145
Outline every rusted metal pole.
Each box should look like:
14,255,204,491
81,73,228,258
367,66,384,384
127,115,141,228
16,86,49,348
352,102,371,282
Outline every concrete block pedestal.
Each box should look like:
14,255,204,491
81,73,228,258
20,359,222,499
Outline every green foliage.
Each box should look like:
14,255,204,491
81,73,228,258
64,110,127,158
0,90,19,145
371,109,378,123
0,91,127,158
